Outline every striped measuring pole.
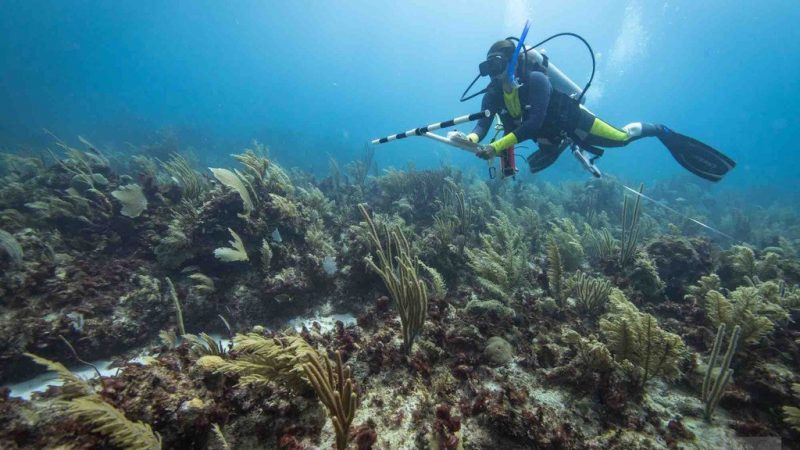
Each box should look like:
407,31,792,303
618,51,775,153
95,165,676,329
371,110,491,145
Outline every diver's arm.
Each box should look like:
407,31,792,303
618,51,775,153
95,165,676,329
490,71,552,153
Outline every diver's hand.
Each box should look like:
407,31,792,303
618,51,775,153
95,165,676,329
447,131,468,142
448,131,480,144
475,145,494,160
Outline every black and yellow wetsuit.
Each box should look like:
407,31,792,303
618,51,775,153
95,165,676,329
468,69,665,172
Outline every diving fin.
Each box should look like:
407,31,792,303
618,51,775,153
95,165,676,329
527,145,567,174
658,128,736,182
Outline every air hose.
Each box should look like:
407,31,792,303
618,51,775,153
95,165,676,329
525,32,596,103
460,31,597,104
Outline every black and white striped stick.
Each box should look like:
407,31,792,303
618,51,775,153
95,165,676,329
371,110,491,145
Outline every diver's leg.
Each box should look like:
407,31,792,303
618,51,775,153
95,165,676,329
574,108,664,148
571,109,735,181
527,139,566,173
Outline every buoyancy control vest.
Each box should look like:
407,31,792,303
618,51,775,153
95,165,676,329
539,88,582,140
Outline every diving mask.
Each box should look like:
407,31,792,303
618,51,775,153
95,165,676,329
479,55,507,77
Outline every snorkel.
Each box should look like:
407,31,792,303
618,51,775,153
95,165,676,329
506,20,531,88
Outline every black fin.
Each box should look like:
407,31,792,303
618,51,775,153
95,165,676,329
527,146,566,174
658,129,736,182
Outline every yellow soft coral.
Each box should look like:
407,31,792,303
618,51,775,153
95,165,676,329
27,353,161,450
600,290,686,386
198,333,316,391
784,383,800,432
59,397,162,450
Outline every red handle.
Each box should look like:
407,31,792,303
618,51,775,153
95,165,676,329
501,145,517,178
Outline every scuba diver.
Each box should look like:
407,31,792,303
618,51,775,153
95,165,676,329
451,37,736,182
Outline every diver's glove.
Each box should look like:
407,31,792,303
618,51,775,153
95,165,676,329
448,131,480,144
475,145,494,160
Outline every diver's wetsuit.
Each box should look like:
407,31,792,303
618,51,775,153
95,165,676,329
470,70,665,172
471,71,552,145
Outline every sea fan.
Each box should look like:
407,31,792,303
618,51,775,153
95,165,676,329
213,228,249,262
209,167,254,215
111,184,148,218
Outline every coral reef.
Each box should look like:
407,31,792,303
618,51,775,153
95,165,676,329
360,204,428,355
1,139,799,449
600,290,686,387
482,336,514,367
570,271,613,317
303,351,358,450
27,353,162,449
465,212,531,302
646,235,713,299
198,333,316,391
785,383,800,432
704,288,775,345
702,324,741,421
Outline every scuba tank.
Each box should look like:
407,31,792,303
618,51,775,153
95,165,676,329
521,48,586,103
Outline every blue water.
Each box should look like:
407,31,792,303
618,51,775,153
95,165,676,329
1,0,798,193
